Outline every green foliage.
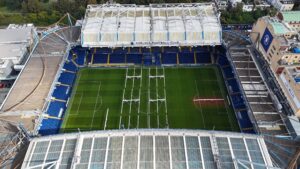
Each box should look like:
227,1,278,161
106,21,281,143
0,11,61,26
0,0,277,26
221,6,274,24
4,0,22,10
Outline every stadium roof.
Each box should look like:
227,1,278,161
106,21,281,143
22,129,273,169
81,3,222,47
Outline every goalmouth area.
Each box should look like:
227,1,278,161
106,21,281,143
61,66,239,132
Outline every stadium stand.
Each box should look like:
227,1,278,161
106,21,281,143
227,79,241,93
109,53,126,63
39,118,61,135
96,48,112,53
52,85,69,101
129,47,140,53
127,53,143,64
222,67,235,79
93,53,108,64
113,47,127,54
216,53,255,133
179,52,195,64
141,47,151,53
161,52,177,64
196,52,211,63
63,61,77,72
58,72,76,85
70,47,86,66
163,46,180,53
86,52,92,64
237,110,254,131
47,101,66,117
39,47,85,135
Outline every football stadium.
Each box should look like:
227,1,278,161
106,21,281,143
34,3,247,135
0,3,300,169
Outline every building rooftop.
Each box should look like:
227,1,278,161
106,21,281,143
281,11,300,22
21,129,273,169
81,3,222,47
269,20,290,35
0,24,33,44
0,44,28,65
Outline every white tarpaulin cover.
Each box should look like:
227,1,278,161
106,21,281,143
81,3,222,47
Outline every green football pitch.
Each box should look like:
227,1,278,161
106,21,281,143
61,66,239,132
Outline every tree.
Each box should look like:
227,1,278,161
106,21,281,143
21,1,28,13
5,0,22,10
27,0,42,15
87,0,97,4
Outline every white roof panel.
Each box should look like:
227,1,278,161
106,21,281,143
81,3,221,47
21,129,274,169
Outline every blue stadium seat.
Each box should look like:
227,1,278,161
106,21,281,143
231,94,246,109
93,54,108,64
58,72,76,85
96,48,112,54
129,47,140,53
143,53,153,66
127,54,142,64
180,47,191,52
161,53,177,64
52,85,69,100
193,46,209,52
141,47,151,53
113,48,127,54
67,51,73,60
86,53,93,64
218,55,230,66
63,61,77,72
238,110,255,133
151,47,161,54
196,52,211,63
227,79,240,93
39,118,61,135
74,50,85,65
223,67,234,79
164,47,179,53
109,53,126,63
179,52,194,64
47,101,66,117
